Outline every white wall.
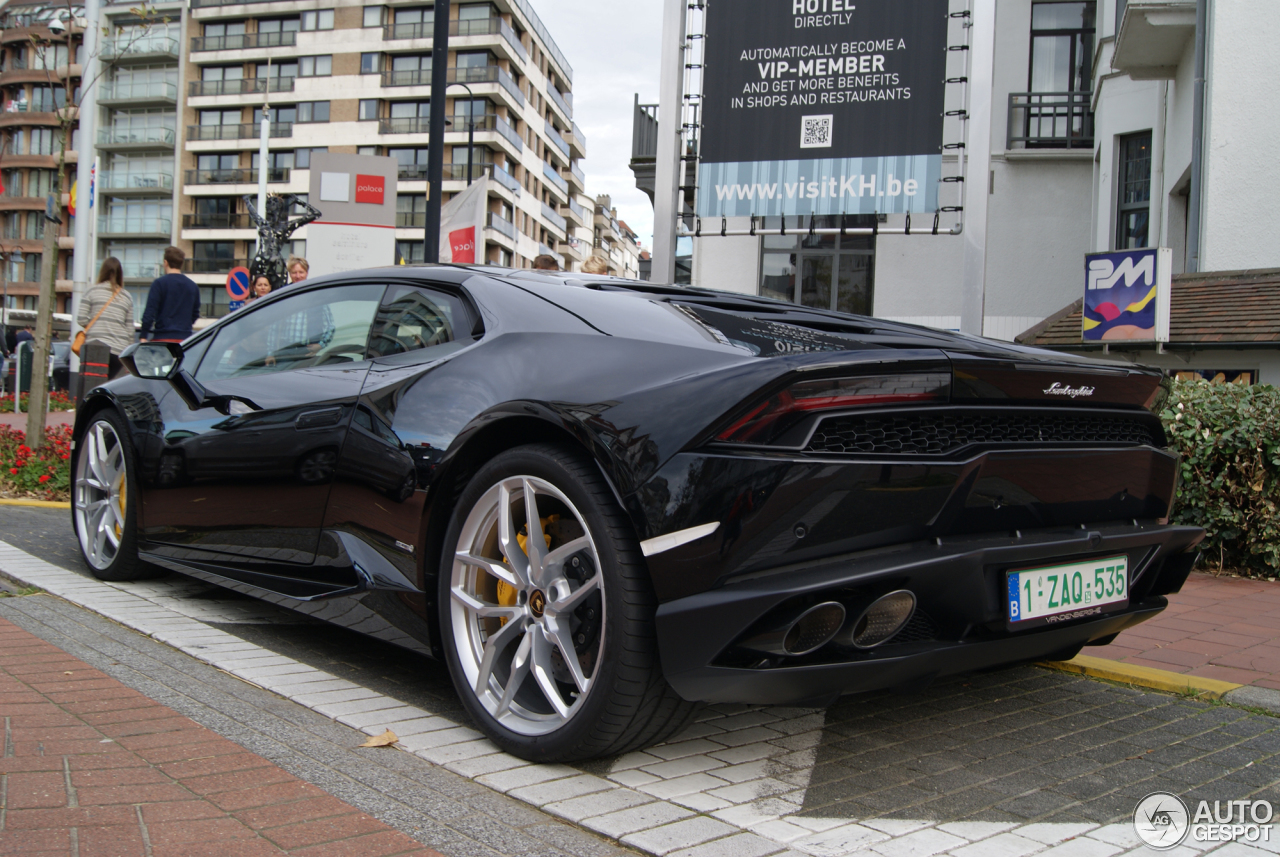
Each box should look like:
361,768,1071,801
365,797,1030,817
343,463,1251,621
1200,0,1280,271
691,218,759,295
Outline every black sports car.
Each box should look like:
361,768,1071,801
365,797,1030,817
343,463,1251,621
72,266,1203,762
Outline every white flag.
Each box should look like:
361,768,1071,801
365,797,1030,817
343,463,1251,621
439,178,489,264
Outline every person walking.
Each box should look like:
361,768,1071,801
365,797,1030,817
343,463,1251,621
75,257,136,378
140,246,200,342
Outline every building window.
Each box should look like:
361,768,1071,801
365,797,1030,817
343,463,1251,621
357,146,379,155
296,101,330,123
396,240,425,264
1029,2,1095,93
1116,131,1151,250
358,99,379,120
258,17,300,35
363,5,385,27
757,217,876,315
361,52,382,74
298,56,332,77
300,9,334,30
396,193,427,227
295,147,327,168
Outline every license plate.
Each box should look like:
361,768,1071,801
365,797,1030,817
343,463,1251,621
1007,556,1128,625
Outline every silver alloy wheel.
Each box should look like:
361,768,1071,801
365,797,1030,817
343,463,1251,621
450,475,605,736
74,420,128,570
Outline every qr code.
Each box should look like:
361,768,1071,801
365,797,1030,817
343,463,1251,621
800,114,833,148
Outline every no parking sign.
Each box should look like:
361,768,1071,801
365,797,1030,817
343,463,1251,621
226,266,250,311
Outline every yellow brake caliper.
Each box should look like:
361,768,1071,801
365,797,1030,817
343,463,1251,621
114,476,126,538
496,515,558,624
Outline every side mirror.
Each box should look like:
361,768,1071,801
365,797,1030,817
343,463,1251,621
120,341,183,380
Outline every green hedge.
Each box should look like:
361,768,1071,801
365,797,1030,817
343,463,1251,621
1161,379,1280,577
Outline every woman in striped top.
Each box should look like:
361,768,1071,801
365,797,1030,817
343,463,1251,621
76,257,137,378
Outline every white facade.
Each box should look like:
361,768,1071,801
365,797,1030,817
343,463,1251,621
687,0,1280,366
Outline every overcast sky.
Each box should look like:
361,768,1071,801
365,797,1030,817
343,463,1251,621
532,0,663,249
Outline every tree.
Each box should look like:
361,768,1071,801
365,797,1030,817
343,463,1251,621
22,2,161,448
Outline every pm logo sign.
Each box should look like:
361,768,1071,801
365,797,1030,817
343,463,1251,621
1083,248,1172,343
355,174,385,205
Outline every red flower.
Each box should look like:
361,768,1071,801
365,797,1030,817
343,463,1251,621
8,468,16,475
38,474,49,483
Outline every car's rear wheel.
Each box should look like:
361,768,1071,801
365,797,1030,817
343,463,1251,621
440,443,698,762
72,410,163,581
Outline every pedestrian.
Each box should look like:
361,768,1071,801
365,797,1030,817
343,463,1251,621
249,275,272,301
532,254,560,271
140,246,200,343
287,256,309,284
581,255,609,275
14,325,33,346
75,256,136,378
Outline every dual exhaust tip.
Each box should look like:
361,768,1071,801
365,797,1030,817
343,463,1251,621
741,591,917,657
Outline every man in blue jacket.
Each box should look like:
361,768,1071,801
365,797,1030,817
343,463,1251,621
140,246,200,342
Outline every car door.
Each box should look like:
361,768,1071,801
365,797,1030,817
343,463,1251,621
322,283,478,581
139,282,386,567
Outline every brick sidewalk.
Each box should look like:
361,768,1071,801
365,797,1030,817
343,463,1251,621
1098,571,1280,691
0,617,443,857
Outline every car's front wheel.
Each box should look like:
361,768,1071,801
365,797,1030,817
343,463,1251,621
72,410,163,581
440,444,697,762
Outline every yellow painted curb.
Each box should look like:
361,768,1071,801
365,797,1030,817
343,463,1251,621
0,498,70,509
1041,653,1242,700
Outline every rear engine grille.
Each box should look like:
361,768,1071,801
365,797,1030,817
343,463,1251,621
884,609,939,645
806,411,1161,456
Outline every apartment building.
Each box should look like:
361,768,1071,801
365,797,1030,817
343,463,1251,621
588,193,637,278
95,0,185,313
0,0,84,314
179,0,585,309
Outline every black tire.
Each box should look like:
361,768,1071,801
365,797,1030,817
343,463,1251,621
439,443,699,762
71,409,164,582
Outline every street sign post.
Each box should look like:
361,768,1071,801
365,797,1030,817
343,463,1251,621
226,266,250,303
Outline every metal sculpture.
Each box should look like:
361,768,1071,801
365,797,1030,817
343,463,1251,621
244,193,321,291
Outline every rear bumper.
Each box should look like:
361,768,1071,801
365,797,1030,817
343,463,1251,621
655,522,1202,705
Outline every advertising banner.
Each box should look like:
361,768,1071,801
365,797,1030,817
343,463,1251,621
306,152,398,276
1083,247,1172,342
697,0,949,218
438,178,490,264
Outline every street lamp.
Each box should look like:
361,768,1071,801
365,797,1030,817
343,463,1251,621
447,81,476,185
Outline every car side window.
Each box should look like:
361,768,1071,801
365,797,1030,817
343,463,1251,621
366,285,471,360
195,284,385,383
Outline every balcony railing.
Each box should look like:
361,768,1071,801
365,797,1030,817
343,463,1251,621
486,212,515,240
381,68,433,87
187,123,293,141
98,171,174,191
491,164,520,195
190,31,297,52
546,86,572,121
100,35,179,59
396,211,426,227
542,161,568,194
121,261,162,280
541,202,567,234
538,242,558,260
545,119,570,159
191,0,293,9
184,168,290,185
99,80,177,102
397,163,429,181
569,160,585,187
1007,92,1093,150
98,216,172,235
448,65,524,106
182,213,249,229
447,113,522,151
379,117,430,135
97,127,176,146
183,258,248,275
564,197,587,224
189,77,294,97
444,163,490,182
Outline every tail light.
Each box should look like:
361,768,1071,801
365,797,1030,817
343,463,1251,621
716,372,951,444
